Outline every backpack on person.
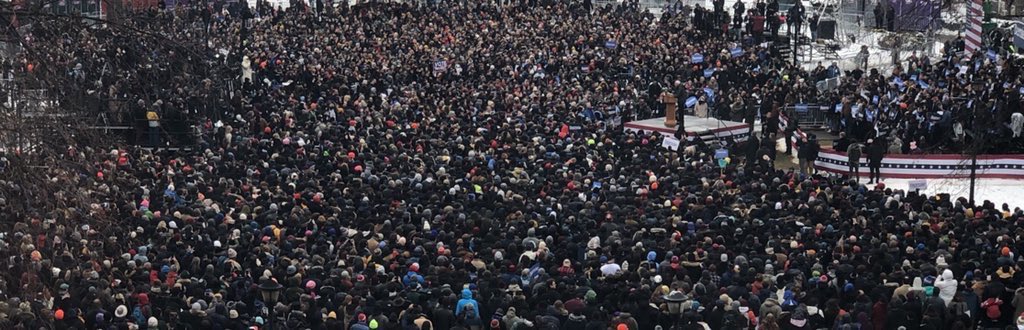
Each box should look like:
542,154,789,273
458,303,478,324
981,297,1002,320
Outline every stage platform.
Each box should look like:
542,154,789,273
623,116,754,142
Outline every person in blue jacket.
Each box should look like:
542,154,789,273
402,263,424,288
455,288,483,329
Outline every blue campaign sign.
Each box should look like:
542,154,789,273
703,68,715,77
730,47,744,57
691,53,704,64
987,49,997,60
795,104,809,113
433,60,448,72
605,40,618,49
703,87,715,100
714,149,728,159
685,96,698,108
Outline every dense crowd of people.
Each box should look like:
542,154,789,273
2,0,1024,330
805,47,1024,155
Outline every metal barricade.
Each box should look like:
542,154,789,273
784,104,831,129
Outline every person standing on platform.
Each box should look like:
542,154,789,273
785,115,799,156
733,0,746,31
787,0,805,37
847,141,865,181
798,135,819,175
867,138,886,183
648,79,664,118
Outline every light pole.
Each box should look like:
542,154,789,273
259,278,283,330
664,290,687,327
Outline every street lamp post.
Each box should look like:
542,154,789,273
664,290,687,327
259,278,283,330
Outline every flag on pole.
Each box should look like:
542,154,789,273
965,0,984,55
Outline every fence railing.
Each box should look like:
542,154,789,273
783,104,832,129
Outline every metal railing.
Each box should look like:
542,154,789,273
783,104,832,129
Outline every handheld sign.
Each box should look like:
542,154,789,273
908,179,927,191
662,137,681,150
691,53,704,64
433,60,448,72
685,96,698,108
605,40,618,49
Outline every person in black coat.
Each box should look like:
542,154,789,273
866,138,886,184
785,116,799,155
797,135,819,175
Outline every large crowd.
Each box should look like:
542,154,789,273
1,0,1024,330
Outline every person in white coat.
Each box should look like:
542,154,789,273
934,269,958,306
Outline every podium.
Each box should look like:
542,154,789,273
662,92,678,127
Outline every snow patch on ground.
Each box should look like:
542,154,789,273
864,178,1024,208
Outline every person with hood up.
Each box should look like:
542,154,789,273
760,295,783,320
934,269,958,306
501,307,534,329
782,304,813,330
847,142,864,181
456,289,483,329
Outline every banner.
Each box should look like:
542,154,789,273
814,149,1024,179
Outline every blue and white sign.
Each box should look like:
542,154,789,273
685,96,698,108
691,53,704,64
703,68,715,77
605,40,618,49
730,47,744,57
433,60,448,72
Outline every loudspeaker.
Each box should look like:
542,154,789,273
818,19,837,40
